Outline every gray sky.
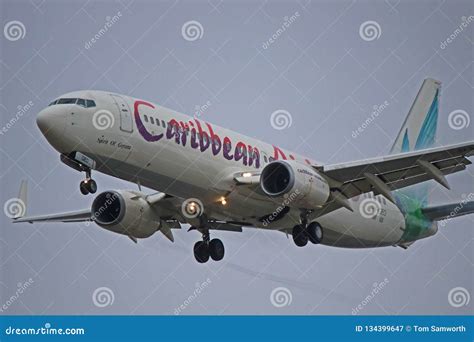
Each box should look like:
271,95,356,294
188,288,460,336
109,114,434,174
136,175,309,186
0,0,473,315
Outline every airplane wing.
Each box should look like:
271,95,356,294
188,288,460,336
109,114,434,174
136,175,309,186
321,141,473,200
13,209,92,223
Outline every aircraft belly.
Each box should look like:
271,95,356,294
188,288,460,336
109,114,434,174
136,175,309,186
317,199,406,248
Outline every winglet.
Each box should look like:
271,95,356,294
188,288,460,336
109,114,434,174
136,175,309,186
14,180,28,219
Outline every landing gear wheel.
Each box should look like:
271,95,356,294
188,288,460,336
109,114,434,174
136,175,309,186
86,179,97,194
307,222,323,244
292,224,308,247
209,238,225,261
79,180,89,195
193,241,210,263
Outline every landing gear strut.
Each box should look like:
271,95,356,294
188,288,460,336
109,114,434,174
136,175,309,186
193,228,225,263
79,169,97,195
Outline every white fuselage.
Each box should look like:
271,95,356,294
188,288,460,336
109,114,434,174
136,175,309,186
37,90,407,248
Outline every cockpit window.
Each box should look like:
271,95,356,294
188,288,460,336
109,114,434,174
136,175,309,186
48,98,96,108
86,100,96,108
57,98,77,104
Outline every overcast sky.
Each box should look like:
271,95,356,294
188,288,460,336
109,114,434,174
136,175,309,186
1,0,473,315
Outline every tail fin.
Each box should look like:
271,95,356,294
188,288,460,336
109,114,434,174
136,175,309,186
391,79,441,206
390,78,441,154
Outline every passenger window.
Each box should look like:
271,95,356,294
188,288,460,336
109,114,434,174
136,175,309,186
57,98,77,104
162,120,166,127
86,100,96,108
77,99,86,107
156,118,160,127
150,117,155,124
144,115,149,123
264,155,268,163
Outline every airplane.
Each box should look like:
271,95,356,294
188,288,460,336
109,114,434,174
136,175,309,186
10,78,474,263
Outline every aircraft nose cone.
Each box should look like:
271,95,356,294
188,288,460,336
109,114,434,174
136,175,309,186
36,108,52,134
36,108,66,152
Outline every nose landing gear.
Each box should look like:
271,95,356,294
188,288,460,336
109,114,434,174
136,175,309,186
192,228,225,263
79,169,97,195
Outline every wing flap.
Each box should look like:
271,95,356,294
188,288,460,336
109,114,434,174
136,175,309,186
323,142,473,198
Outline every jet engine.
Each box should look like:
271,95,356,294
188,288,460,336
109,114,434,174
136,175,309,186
260,160,330,209
91,190,160,238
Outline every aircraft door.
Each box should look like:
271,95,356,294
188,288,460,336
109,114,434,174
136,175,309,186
110,94,133,133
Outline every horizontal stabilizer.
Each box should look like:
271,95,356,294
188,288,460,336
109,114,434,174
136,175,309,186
422,201,474,221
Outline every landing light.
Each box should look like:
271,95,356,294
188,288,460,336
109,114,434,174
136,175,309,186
219,196,227,205
242,172,252,178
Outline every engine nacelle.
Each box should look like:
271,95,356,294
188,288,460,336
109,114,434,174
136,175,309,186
260,160,330,209
91,190,160,238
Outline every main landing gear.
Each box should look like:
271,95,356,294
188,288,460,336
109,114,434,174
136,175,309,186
292,221,323,247
193,229,225,263
79,169,97,195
